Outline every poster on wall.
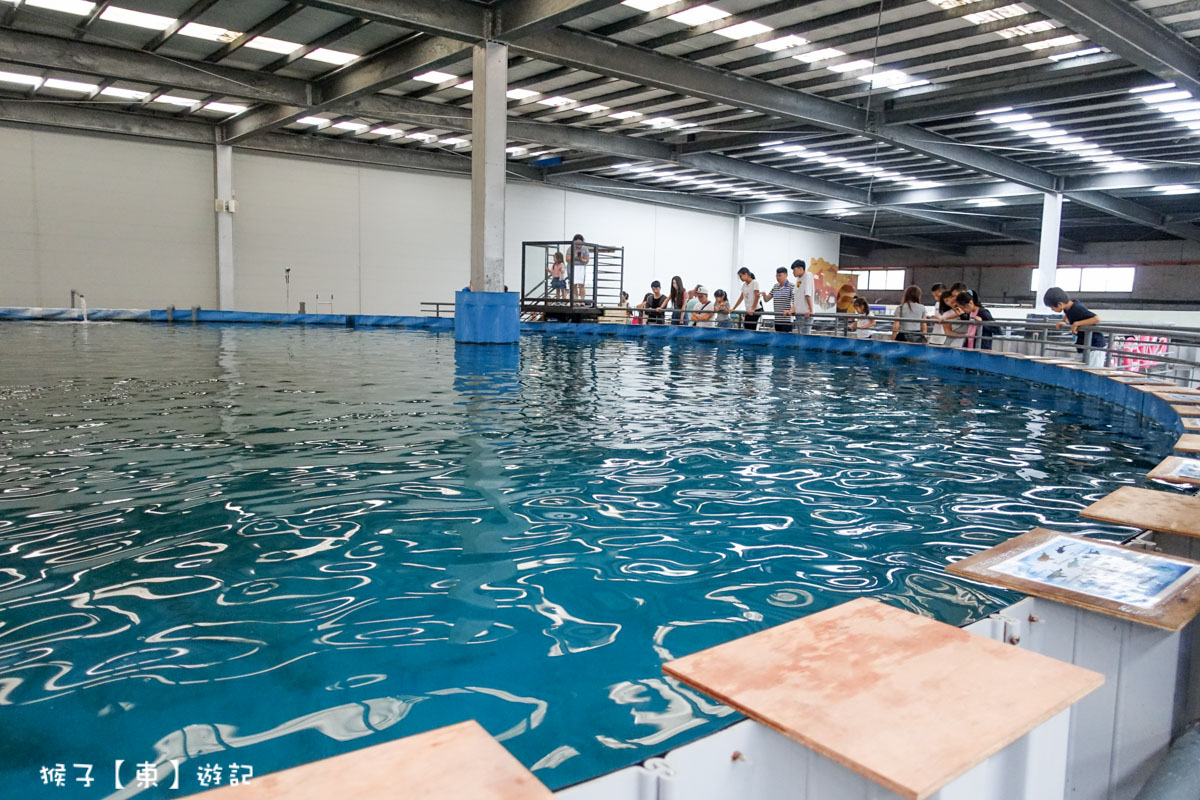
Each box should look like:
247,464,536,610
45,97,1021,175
807,257,857,313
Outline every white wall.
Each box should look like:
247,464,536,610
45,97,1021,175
0,126,217,309
0,125,841,315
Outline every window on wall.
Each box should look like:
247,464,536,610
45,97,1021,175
1030,267,1136,293
843,269,906,291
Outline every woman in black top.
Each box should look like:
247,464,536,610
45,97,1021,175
668,276,686,326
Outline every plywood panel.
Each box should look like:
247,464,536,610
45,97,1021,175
1175,434,1200,454
1080,486,1200,539
191,720,554,800
1148,456,1200,486
663,598,1103,800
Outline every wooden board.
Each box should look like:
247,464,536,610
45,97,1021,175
189,721,554,800
1080,486,1200,539
1184,417,1200,432
1161,393,1200,405
662,597,1103,800
1148,456,1200,487
1172,405,1200,417
1148,386,1200,398
1176,434,1200,454
947,528,1200,631
1110,376,1165,384
1030,357,1077,364
1085,368,1132,376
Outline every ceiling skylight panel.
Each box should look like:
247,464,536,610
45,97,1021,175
333,121,368,132
643,117,678,128
245,37,303,55
793,48,845,63
757,34,808,52
963,4,1025,25
1023,34,1081,51
859,69,922,88
203,102,247,115
99,6,174,29
715,21,774,40
99,86,149,100
177,22,242,42
23,0,94,15
43,78,98,93
0,71,44,88
536,96,576,106
621,0,674,10
577,104,609,113
1048,47,1102,61
154,95,200,107
997,20,1056,38
827,59,875,73
608,110,642,119
306,49,358,66
440,137,468,146
414,71,456,83
297,116,330,126
506,88,539,100
668,5,730,26
371,128,403,136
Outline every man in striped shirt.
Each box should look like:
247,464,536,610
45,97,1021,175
761,267,795,333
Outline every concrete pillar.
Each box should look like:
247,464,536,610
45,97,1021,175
470,40,507,293
1035,192,1062,313
732,214,746,277
215,144,235,310
458,40,518,343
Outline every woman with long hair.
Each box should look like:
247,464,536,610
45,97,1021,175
892,285,927,344
731,268,762,330
668,276,686,325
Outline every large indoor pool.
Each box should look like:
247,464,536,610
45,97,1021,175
0,322,1173,798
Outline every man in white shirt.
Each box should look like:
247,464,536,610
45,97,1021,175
790,259,815,335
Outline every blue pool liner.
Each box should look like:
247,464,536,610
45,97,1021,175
0,307,1182,434
455,291,520,344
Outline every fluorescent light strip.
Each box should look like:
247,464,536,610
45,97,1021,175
154,95,200,107
99,86,149,100
203,102,247,115
0,70,44,88
43,78,98,93
24,0,94,14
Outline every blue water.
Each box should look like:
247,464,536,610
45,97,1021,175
0,322,1172,798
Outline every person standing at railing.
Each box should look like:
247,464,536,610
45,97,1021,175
956,290,1000,350
849,298,876,339
549,252,568,300
762,267,795,333
731,268,763,331
791,260,815,335
926,284,947,345
713,289,733,328
638,280,669,324
692,287,716,328
570,233,590,302
892,285,927,344
668,276,686,325
1044,286,1106,367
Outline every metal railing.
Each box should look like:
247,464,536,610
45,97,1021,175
420,301,456,318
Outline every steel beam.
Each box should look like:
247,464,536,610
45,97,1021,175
752,213,967,255
883,205,1084,252
547,172,742,215
0,100,215,144
497,0,626,38
295,0,487,40
0,28,311,106
1065,190,1200,242
1024,0,1200,96
880,71,1150,125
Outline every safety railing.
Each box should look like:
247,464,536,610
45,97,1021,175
419,301,456,318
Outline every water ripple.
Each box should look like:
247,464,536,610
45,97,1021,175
0,322,1175,798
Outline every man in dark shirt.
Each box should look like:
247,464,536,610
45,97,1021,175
638,280,669,324
1043,287,1107,366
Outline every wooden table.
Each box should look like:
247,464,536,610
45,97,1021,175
1148,455,1200,486
1175,434,1200,454
663,597,1102,800
1172,405,1200,417
1080,485,1200,538
189,721,554,800
948,528,1200,631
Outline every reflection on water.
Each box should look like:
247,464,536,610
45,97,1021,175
0,323,1172,796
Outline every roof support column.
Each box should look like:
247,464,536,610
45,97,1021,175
214,144,236,310
470,40,508,293
1035,192,1063,313
732,214,747,285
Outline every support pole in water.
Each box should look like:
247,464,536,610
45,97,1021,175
166,305,174,324
191,306,199,323
457,39,518,344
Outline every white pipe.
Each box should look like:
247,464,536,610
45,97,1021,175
79,294,87,323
